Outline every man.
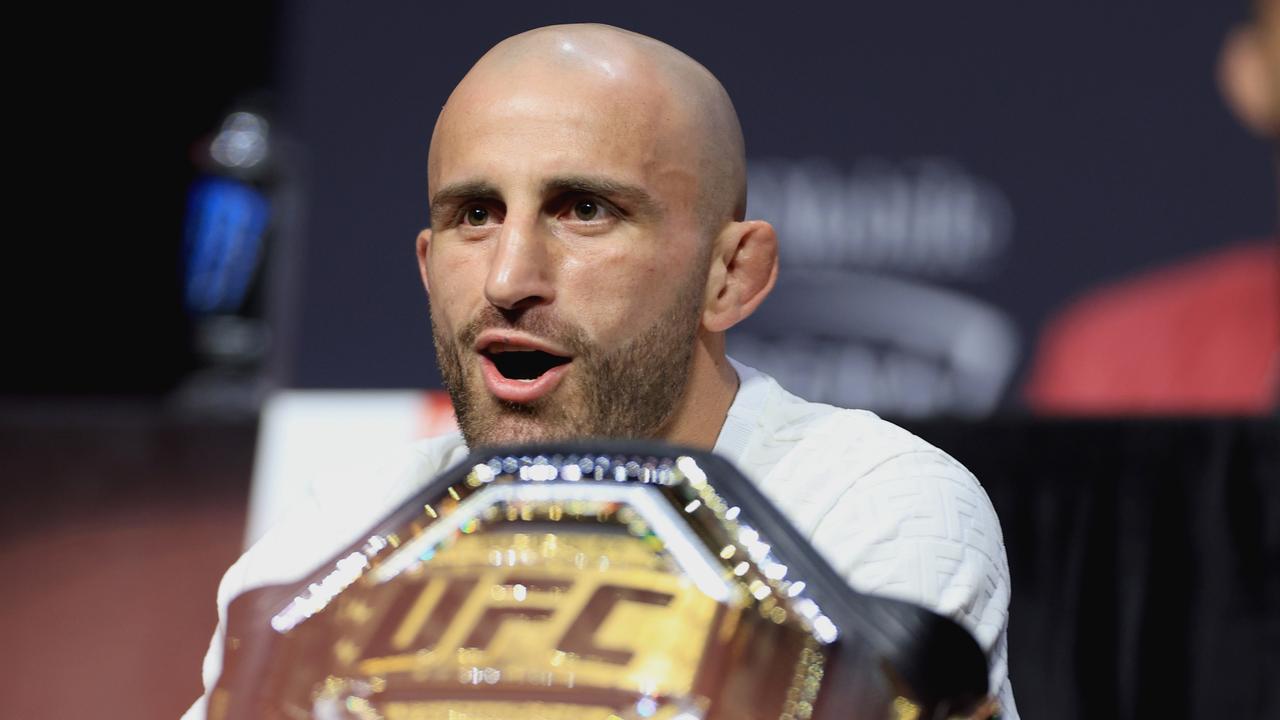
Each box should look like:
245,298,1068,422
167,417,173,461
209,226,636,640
187,24,1017,718
1025,0,1280,414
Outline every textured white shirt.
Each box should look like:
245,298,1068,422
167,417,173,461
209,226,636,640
186,359,1017,718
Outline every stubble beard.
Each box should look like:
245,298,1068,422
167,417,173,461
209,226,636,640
431,274,706,450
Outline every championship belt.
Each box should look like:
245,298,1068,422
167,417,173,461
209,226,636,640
211,442,993,719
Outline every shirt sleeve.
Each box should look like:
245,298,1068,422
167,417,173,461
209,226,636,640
808,448,1019,719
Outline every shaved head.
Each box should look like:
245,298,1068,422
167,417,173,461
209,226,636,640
429,23,748,228
418,24,776,449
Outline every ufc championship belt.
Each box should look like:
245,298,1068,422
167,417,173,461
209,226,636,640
211,442,993,719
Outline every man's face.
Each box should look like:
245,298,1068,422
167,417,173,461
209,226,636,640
422,62,713,448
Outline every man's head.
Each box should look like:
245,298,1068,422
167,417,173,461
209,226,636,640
417,24,777,449
1221,0,1280,140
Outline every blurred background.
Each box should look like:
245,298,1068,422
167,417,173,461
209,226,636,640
3,1,1276,718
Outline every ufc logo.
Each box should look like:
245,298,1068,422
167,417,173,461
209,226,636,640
357,572,674,667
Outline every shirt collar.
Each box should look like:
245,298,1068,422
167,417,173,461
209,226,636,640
712,356,768,465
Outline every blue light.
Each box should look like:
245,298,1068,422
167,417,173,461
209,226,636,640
183,176,270,315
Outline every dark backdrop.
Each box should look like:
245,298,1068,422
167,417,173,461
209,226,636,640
273,1,1271,416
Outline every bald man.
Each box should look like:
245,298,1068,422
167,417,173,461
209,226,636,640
422,25,756,450
186,24,1017,718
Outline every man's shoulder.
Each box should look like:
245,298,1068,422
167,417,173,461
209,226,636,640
809,406,948,455
741,368,982,533
748,365,962,474
803,409,994,530
770,406,978,500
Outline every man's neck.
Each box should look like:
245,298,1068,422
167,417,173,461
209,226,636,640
658,333,739,450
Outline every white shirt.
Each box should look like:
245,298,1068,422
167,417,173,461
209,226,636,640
186,359,1017,718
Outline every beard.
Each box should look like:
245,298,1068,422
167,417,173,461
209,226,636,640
431,272,705,450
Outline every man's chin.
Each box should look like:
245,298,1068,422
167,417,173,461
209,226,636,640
456,394,579,449
461,418,579,450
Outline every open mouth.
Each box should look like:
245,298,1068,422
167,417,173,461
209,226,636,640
483,347,572,381
474,335,575,403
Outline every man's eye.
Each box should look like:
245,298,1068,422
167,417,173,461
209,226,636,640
466,206,490,226
572,200,599,221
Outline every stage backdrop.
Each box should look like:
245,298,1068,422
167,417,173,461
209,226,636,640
267,1,1272,415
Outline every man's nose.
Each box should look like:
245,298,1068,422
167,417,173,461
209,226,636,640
484,216,555,311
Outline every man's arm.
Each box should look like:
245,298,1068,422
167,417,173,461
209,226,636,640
809,448,1018,719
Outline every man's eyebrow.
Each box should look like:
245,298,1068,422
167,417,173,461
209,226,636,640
543,175,661,216
429,180,500,224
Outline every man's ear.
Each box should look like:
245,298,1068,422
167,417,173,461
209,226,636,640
1220,25,1280,138
702,219,778,333
416,228,433,294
